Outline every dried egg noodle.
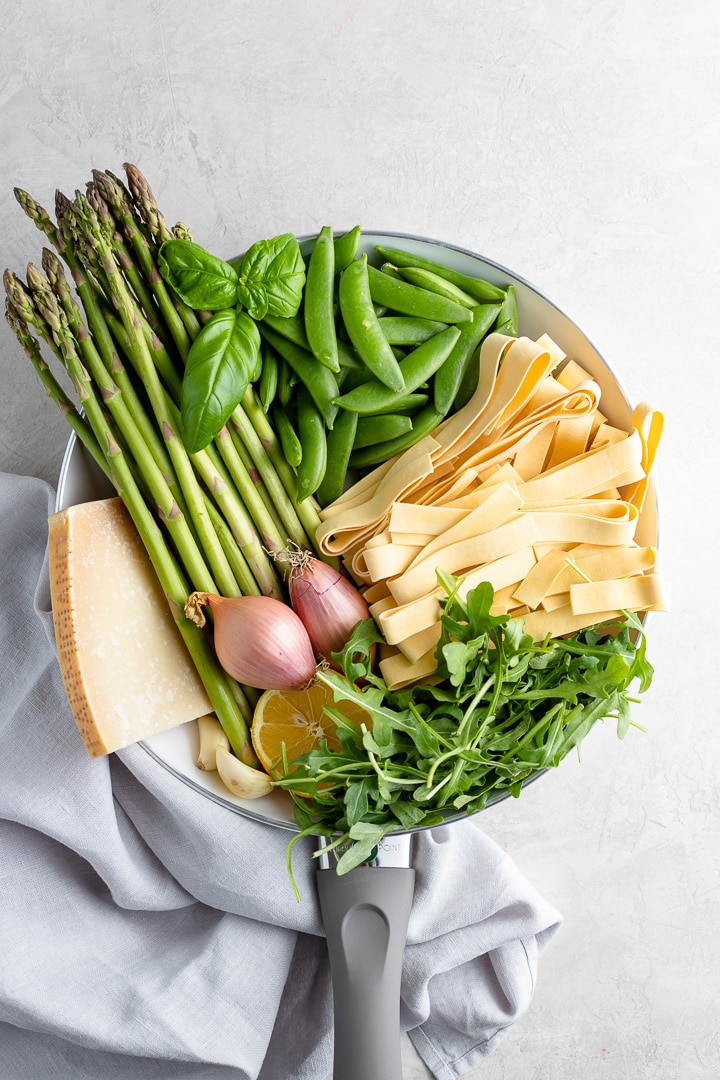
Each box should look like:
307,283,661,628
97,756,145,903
318,333,668,690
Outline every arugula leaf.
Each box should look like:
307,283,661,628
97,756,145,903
274,575,655,874
236,233,306,320
158,239,238,310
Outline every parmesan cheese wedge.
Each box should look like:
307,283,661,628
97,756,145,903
48,497,212,757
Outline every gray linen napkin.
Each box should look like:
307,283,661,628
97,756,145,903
0,471,562,1080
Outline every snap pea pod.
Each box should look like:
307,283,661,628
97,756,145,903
315,407,358,507
261,311,310,350
450,289,517,412
333,225,362,273
296,386,327,501
304,225,340,372
258,341,279,412
270,403,303,468
258,324,339,428
349,404,444,468
494,284,518,336
334,325,460,414
371,392,428,415
378,316,448,345
338,254,405,392
336,338,365,369
277,355,297,407
433,302,501,415
378,262,404,280
374,244,507,303
396,266,478,309
353,413,412,448
366,264,473,324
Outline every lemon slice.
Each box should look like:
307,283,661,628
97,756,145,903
251,679,370,782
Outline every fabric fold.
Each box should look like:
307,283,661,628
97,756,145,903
0,472,562,1080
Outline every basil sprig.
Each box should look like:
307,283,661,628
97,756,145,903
159,235,305,451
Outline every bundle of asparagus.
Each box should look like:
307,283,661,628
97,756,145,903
4,164,322,767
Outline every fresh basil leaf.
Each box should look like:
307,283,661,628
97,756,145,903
180,309,260,452
158,239,239,310
236,233,306,319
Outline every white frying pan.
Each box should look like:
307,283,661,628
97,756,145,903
55,234,658,1080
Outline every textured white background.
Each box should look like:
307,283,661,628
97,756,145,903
1,1,718,1077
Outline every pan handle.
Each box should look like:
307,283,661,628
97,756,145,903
316,863,415,1080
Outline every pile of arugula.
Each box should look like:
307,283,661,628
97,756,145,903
276,571,654,879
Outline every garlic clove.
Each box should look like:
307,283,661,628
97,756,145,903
215,745,274,799
195,713,230,771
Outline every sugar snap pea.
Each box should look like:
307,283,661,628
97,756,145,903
304,225,340,372
396,266,479,309
494,285,518,336
296,386,327,501
261,312,310,350
379,262,404,280
270,403,303,468
371,392,428,415
378,317,448,345
333,225,362,274
349,404,444,468
315,407,358,507
374,244,507,303
353,413,412,448
258,324,339,428
338,254,405,392
258,342,279,412
366,264,472,324
433,302,501,415
333,325,460,414
277,355,297,407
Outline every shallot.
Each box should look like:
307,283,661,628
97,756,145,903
184,591,317,691
274,546,371,661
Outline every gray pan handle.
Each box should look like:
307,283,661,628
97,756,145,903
316,864,415,1080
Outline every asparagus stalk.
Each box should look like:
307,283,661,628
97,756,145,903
234,388,325,553
204,498,261,597
13,268,231,598
6,266,256,760
123,161,174,243
226,423,288,540
122,163,204,339
172,222,194,240
13,188,62,253
84,233,283,597
91,170,196,358
214,424,289,553
4,296,110,480
38,249,180,496
72,194,244,581
85,181,172,351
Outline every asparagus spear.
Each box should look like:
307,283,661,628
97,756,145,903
13,267,232,597
91,170,197,357
122,163,204,338
38,249,181,497
85,181,171,350
5,266,257,759
72,191,284,601
4,296,110,480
